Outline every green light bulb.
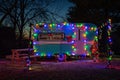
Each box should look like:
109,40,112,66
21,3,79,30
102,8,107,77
34,33,37,37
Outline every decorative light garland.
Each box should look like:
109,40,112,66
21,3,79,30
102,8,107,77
33,23,98,57
107,19,113,61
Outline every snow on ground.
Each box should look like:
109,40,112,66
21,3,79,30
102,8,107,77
0,59,120,80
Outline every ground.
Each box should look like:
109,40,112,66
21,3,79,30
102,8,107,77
0,59,120,80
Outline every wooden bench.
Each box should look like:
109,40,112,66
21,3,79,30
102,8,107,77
11,48,38,64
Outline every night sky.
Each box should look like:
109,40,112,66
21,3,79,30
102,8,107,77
48,0,73,22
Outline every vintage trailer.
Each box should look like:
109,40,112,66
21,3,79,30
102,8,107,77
32,22,98,58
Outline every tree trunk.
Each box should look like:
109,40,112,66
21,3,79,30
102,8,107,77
18,29,23,48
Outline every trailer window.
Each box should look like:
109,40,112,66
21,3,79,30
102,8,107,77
38,32,64,41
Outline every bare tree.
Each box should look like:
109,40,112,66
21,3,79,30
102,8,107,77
0,0,17,26
0,0,68,48
0,0,67,38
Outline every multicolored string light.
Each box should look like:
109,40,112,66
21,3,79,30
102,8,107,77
107,19,112,61
33,23,98,57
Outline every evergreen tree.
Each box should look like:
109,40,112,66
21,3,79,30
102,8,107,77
67,0,120,54
67,0,120,25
